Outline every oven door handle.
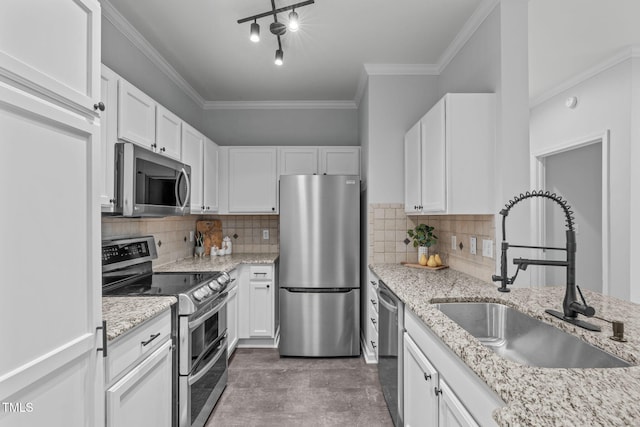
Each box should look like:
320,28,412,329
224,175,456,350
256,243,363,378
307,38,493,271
188,292,228,330
188,335,227,386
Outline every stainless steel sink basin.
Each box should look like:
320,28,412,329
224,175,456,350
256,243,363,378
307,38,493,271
435,302,631,368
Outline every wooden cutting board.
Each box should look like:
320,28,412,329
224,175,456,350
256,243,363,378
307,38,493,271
401,262,449,271
196,220,222,256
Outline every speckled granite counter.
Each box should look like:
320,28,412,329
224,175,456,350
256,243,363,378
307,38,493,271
102,296,176,341
370,263,640,426
155,253,279,273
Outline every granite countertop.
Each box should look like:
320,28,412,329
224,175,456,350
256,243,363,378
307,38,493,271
102,296,176,341
155,253,279,274
370,263,640,426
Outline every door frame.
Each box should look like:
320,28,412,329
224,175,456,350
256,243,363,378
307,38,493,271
530,130,610,294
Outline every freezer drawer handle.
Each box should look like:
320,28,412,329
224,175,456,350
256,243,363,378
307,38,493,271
285,288,353,293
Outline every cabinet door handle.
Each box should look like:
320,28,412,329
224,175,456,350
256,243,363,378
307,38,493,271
141,333,161,346
266,285,270,288
272,207,275,211
151,143,157,149
160,147,166,152
424,373,431,381
93,102,105,111
434,387,442,396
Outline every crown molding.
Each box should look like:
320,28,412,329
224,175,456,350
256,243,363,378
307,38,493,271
436,0,500,73
203,100,357,110
100,0,205,107
530,46,640,108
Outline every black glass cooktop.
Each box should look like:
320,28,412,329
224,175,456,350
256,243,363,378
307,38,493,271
103,272,217,296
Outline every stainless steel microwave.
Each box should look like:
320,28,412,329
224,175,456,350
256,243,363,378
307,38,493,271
114,142,191,217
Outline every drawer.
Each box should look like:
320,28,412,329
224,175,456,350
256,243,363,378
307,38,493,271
106,309,172,384
249,265,273,280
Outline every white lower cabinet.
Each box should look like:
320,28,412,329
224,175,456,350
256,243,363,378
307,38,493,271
106,340,172,427
404,310,503,427
238,264,276,345
105,310,173,427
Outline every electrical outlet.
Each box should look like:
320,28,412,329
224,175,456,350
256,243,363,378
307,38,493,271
482,239,493,258
262,229,269,240
189,231,194,242
451,235,457,251
470,237,477,255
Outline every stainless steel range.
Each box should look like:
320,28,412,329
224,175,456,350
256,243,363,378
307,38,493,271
102,236,231,427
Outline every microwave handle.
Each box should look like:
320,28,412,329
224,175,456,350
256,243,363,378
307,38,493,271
176,167,190,210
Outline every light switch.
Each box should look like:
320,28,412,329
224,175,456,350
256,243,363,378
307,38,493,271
263,229,269,240
470,237,477,255
451,236,457,251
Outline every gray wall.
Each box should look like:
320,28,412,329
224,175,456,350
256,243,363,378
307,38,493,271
101,16,203,130
544,143,602,293
437,1,531,284
366,74,440,204
531,59,633,301
200,108,358,146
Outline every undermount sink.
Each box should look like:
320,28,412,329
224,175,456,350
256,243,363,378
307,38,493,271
435,302,631,369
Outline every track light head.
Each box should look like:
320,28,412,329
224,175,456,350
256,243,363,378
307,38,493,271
288,10,299,32
250,21,260,43
275,49,284,66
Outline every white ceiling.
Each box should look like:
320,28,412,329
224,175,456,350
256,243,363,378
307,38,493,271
105,0,640,104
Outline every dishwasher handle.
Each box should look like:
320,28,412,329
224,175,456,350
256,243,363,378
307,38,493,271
377,288,398,313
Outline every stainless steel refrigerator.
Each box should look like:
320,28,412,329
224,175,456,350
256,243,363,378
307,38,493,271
279,174,360,357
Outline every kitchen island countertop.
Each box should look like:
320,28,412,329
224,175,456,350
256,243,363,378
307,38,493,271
370,263,640,426
102,296,176,341
155,253,279,274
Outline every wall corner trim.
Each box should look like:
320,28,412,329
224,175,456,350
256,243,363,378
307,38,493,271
100,0,206,108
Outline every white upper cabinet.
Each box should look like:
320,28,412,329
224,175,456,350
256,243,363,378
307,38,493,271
319,147,361,176
203,137,219,212
0,0,101,114
100,65,120,211
279,147,318,175
228,147,278,213
405,93,495,215
181,123,205,213
404,121,423,214
118,80,156,149
155,105,182,160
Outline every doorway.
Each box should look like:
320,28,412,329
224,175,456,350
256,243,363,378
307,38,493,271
531,132,609,294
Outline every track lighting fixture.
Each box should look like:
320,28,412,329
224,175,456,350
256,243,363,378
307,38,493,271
275,49,284,66
238,0,314,66
250,21,260,43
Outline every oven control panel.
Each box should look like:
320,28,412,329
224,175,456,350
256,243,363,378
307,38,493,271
101,236,158,270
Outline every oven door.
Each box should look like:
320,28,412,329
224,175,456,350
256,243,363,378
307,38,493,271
179,335,228,427
179,293,228,375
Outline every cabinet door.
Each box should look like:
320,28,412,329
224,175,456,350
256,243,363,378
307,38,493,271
421,99,446,212
100,65,119,211
118,80,156,149
404,333,439,427
227,285,239,357
404,121,423,214
249,280,274,337
181,123,204,213
0,83,103,427
438,380,479,427
319,147,360,176
106,340,172,427
228,147,278,213
279,147,318,175
203,138,219,212
0,0,101,113
155,105,182,160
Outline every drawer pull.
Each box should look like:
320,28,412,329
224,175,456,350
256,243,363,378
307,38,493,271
141,333,161,347
370,299,377,306
370,340,377,349
254,272,268,277
424,373,432,381
370,317,377,325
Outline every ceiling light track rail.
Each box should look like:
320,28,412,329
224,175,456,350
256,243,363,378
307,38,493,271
237,0,314,24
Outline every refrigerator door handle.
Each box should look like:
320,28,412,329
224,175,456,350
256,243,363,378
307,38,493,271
284,287,353,293
377,289,398,313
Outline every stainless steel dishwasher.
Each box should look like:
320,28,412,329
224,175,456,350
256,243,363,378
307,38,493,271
377,281,403,426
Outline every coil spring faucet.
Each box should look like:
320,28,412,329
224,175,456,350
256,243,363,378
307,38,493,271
492,190,601,332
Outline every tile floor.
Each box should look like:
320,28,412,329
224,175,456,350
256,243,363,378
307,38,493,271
206,348,393,426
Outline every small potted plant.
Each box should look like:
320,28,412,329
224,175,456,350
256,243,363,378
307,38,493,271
194,231,205,257
407,224,438,260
